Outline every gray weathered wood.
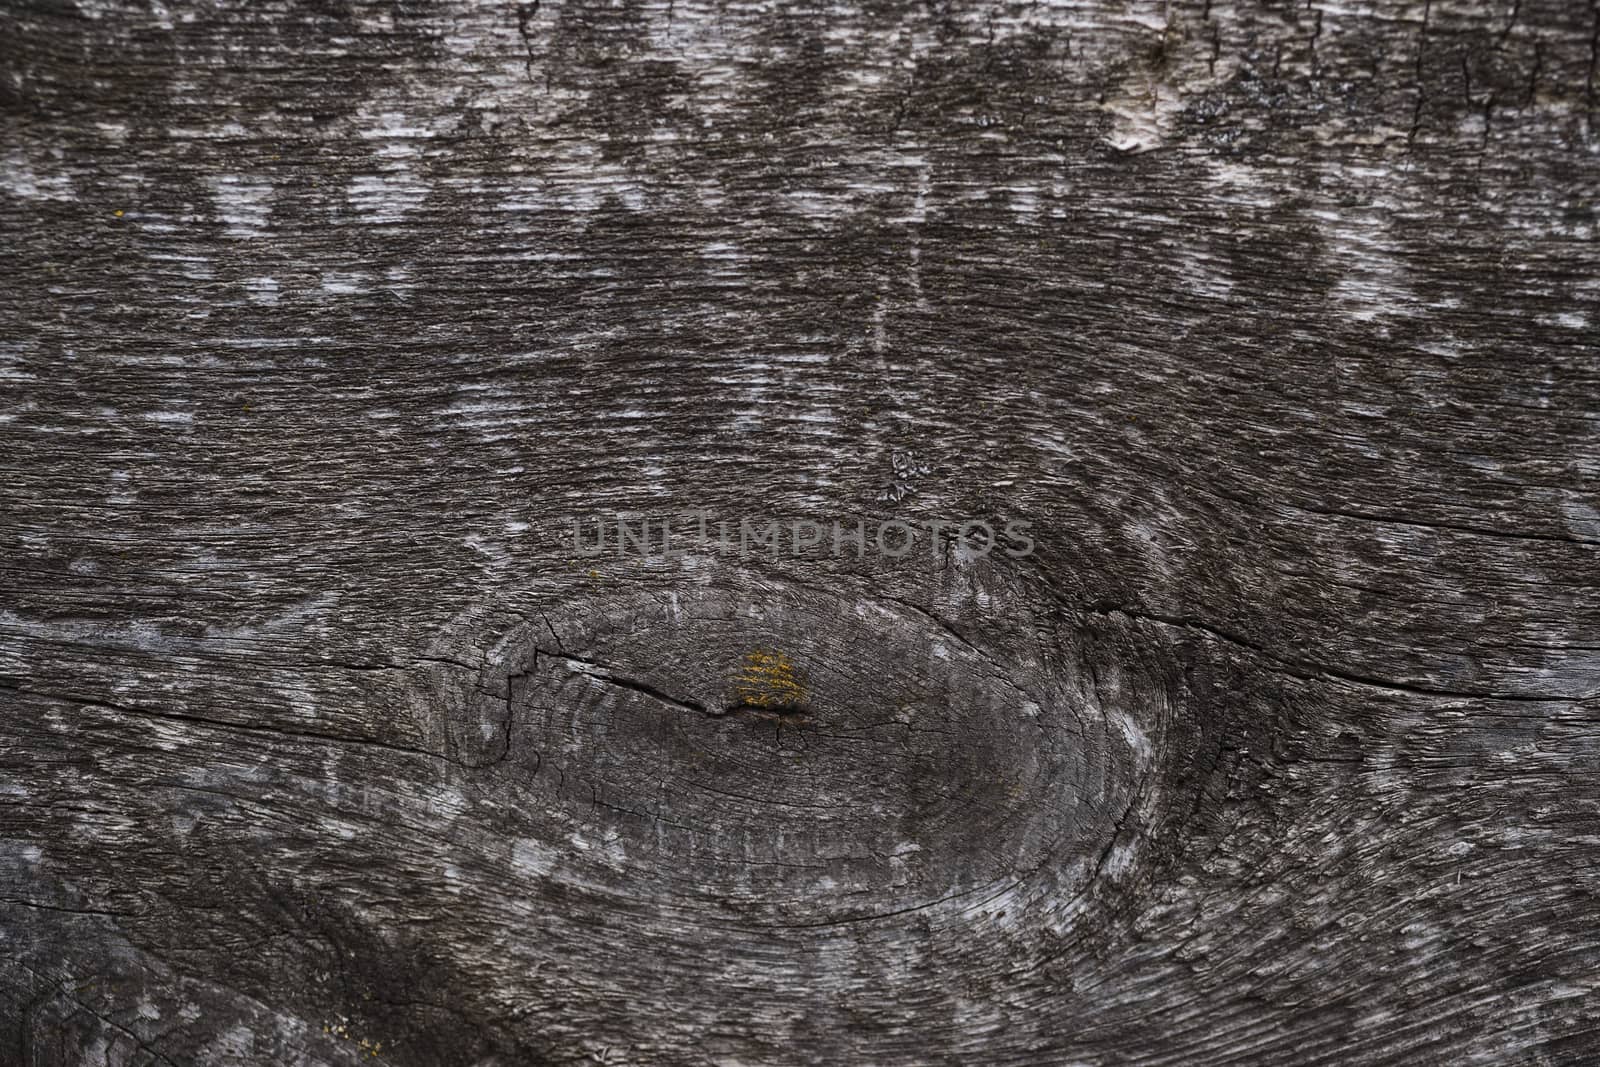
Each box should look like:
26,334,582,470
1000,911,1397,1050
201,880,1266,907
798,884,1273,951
3,0,1599,1063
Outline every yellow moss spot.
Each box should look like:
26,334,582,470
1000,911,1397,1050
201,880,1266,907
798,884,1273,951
113,209,124,217
731,649,806,709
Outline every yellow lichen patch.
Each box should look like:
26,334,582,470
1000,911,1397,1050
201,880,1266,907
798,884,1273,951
323,1016,386,1059
731,649,807,710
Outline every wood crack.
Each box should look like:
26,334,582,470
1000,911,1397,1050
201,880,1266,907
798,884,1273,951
3,683,473,768
1083,606,1591,704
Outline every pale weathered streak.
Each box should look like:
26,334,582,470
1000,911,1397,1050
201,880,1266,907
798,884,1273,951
2,0,1599,1064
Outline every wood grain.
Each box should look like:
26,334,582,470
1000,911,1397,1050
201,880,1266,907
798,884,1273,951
3,0,1599,1063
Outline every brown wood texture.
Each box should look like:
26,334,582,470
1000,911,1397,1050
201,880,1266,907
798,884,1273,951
3,0,1599,1063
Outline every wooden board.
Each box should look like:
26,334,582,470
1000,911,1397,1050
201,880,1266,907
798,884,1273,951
3,0,1599,1063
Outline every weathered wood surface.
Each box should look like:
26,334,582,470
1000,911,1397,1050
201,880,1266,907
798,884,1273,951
3,0,1600,1063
